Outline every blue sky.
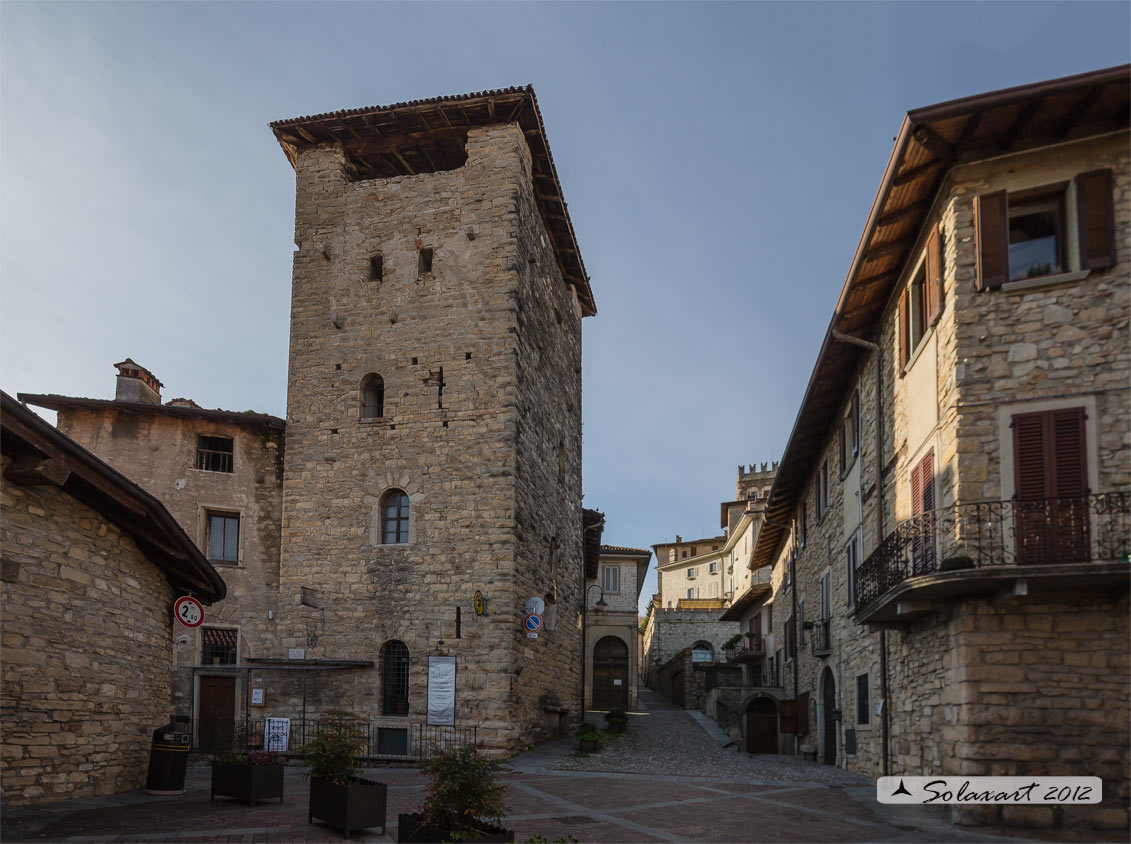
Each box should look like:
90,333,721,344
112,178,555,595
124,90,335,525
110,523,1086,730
3,2,1128,612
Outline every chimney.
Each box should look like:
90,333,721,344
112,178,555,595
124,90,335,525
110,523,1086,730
113,359,163,405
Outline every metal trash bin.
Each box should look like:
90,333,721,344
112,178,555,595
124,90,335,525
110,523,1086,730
144,722,191,795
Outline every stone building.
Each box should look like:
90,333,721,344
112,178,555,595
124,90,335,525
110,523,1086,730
22,361,284,751
18,86,598,758
643,463,775,692
583,545,651,711
748,66,1129,834
1,392,226,805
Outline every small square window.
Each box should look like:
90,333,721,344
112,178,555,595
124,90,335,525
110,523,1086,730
201,627,237,665
207,512,239,563
196,436,233,473
1009,193,1064,281
708,561,718,574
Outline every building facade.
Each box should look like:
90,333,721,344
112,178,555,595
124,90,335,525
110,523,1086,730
1,393,225,805
747,67,1129,833
583,545,651,711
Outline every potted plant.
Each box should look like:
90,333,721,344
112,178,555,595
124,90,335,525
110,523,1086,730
303,710,387,837
398,745,513,842
604,708,628,734
939,555,975,572
211,749,284,804
576,722,603,753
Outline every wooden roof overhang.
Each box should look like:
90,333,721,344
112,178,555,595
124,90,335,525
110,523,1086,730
19,393,285,432
719,582,772,621
2,392,226,603
753,65,1130,571
583,508,606,580
270,85,596,317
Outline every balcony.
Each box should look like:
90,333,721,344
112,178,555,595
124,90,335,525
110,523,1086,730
724,636,766,664
855,492,1129,624
810,619,831,656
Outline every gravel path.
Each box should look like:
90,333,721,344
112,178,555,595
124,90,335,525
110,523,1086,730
551,689,866,785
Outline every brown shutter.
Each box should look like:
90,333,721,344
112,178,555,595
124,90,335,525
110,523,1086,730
919,450,934,513
910,460,923,516
796,692,810,736
779,698,798,733
839,421,846,476
851,390,860,453
898,289,910,371
1077,169,1115,270
1051,409,1087,497
1013,412,1049,500
925,225,943,324
975,191,1009,290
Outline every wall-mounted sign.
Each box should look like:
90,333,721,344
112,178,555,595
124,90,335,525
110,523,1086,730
264,717,290,752
173,596,204,628
524,596,545,616
250,688,265,706
288,648,305,660
473,590,485,616
524,613,542,638
427,655,456,726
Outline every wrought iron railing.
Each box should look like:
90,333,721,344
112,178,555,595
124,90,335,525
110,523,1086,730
854,492,1130,611
221,717,477,761
196,448,233,473
724,637,766,662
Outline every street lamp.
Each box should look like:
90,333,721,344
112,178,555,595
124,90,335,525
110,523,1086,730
586,583,607,610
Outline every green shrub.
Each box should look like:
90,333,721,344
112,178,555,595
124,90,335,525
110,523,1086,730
300,710,367,785
420,745,507,837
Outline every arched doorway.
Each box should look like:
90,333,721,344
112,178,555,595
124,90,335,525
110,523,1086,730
593,636,629,710
820,667,837,765
745,697,778,754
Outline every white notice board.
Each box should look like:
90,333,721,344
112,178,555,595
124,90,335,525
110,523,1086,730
264,717,290,752
427,655,456,726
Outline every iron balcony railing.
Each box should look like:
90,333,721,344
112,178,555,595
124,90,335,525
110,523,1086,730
854,492,1130,611
724,637,766,663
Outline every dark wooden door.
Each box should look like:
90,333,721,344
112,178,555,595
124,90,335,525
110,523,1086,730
592,636,629,710
821,669,836,765
1014,409,1089,564
745,698,777,754
198,676,235,752
670,671,684,708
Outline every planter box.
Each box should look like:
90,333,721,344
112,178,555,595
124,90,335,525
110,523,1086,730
210,764,284,804
579,737,600,753
308,776,387,836
397,812,514,843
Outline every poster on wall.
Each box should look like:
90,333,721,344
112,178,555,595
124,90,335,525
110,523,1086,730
427,655,456,726
264,717,290,752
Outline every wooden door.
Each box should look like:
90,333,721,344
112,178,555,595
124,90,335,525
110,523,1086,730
198,676,235,752
745,698,778,754
821,669,836,765
1014,409,1089,564
592,636,629,710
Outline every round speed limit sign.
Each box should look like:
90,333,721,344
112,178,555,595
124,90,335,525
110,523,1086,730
173,596,204,628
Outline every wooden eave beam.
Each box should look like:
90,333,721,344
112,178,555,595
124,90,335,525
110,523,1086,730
1053,88,1103,139
911,124,954,162
854,269,899,289
953,111,982,152
864,237,913,262
999,98,1042,151
3,453,73,487
892,158,944,187
877,201,928,229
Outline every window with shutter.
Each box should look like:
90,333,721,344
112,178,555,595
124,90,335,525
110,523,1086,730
898,289,911,371
1076,169,1115,270
975,190,1009,289
1012,408,1089,564
910,450,935,575
925,225,943,325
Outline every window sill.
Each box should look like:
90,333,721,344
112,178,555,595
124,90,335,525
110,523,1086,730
209,560,242,567
359,418,387,425
1001,268,1090,294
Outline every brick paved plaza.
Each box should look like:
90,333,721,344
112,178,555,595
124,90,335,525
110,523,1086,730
1,692,1027,844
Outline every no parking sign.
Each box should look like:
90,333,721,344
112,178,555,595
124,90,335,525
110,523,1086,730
523,613,542,638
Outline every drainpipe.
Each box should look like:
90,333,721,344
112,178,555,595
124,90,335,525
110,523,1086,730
833,329,889,776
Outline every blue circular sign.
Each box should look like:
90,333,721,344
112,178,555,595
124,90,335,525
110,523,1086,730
523,613,543,633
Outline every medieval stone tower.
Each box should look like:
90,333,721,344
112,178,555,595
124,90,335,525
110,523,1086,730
269,87,596,754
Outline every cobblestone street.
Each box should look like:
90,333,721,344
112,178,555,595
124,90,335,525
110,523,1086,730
1,690,1029,844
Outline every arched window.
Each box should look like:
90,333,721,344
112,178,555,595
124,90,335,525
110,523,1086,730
361,374,384,419
691,642,714,663
381,640,410,715
381,490,409,544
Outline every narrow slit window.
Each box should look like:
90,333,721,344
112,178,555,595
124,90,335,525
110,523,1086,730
368,255,383,282
361,374,385,419
418,248,433,275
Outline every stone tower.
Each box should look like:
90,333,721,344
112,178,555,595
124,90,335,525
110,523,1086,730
269,87,596,753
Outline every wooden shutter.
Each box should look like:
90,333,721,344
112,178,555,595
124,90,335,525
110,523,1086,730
910,460,923,516
925,225,944,324
779,698,798,733
919,451,934,513
975,191,1008,290
839,422,846,476
796,692,810,736
851,390,860,453
898,289,910,371
1013,412,1048,500
1051,409,1087,497
1077,169,1115,270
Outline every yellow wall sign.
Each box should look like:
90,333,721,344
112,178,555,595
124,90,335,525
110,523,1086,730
473,590,485,616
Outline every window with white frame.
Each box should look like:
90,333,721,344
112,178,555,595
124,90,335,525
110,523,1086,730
686,587,699,600
686,567,697,579
709,560,718,573
601,565,620,594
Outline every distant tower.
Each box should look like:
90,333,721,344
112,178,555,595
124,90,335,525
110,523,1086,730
270,87,596,753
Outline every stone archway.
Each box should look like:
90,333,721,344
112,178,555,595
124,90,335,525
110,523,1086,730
592,635,629,710
745,696,778,754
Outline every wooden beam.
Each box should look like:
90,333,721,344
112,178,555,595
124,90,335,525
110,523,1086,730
877,201,928,229
1054,86,1104,139
416,144,438,172
999,98,1042,151
892,158,943,187
864,237,912,262
487,99,496,122
953,111,982,152
855,269,900,289
911,124,954,161
3,453,72,487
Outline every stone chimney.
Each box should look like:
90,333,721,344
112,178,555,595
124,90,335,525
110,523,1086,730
113,359,163,404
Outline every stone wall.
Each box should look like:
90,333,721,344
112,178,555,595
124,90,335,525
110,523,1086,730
54,406,283,728
1,457,175,804
277,123,584,754
643,609,736,686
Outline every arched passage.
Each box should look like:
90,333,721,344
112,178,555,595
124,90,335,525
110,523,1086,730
592,635,629,710
745,696,778,754
820,667,837,765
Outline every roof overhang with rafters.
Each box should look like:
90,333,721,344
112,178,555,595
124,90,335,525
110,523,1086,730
753,65,1130,571
270,85,596,318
